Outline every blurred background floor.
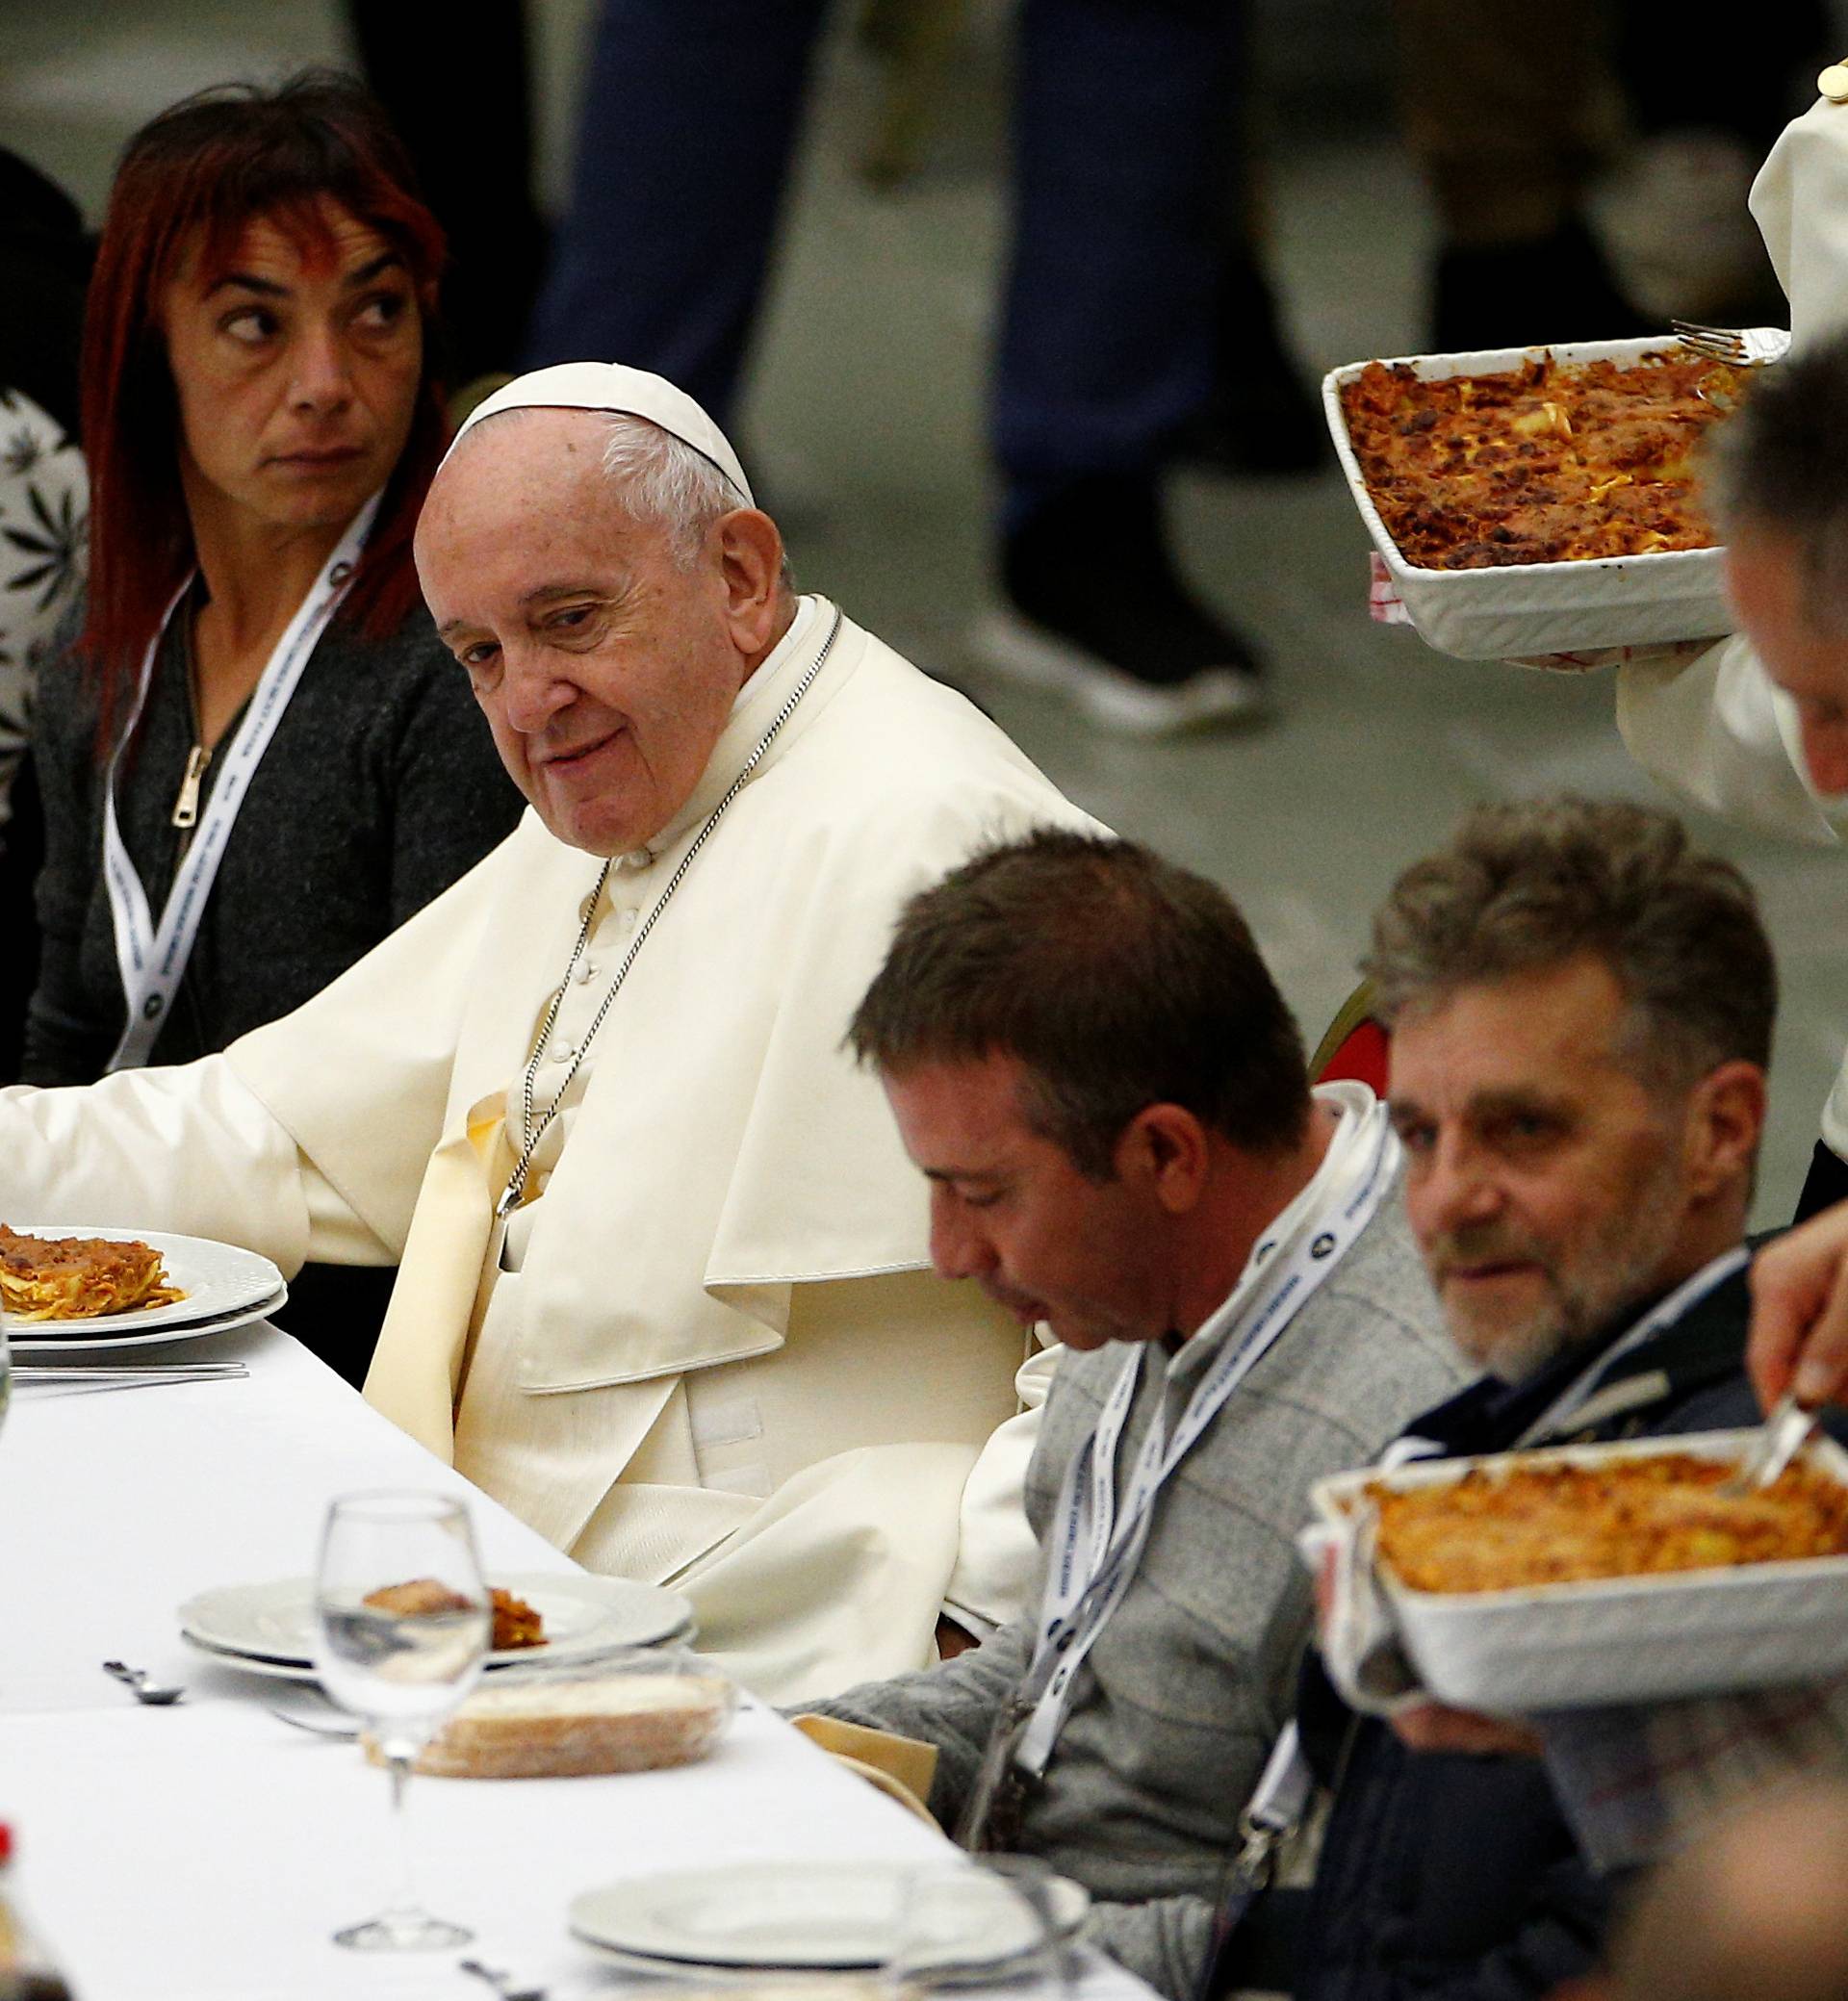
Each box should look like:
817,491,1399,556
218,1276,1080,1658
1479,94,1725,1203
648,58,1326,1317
8,0,1846,1223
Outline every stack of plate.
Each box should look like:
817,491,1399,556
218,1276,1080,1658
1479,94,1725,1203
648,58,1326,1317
177,1573,695,1683
568,1860,1090,1979
1,1224,287,1354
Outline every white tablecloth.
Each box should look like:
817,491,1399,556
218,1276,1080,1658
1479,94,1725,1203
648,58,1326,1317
0,1324,1153,2001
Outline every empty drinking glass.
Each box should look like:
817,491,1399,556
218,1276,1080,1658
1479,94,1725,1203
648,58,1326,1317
312,1490,490,1950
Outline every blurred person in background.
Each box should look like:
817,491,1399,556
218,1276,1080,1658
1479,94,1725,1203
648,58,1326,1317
0,148,90,1083
23,75,522,1380
1618,86,1848,1228
1396,0,1824,352
526,0,1267,738
341,1,548,387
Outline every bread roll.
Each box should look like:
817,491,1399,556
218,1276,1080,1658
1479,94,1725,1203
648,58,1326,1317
369,1671,732,1780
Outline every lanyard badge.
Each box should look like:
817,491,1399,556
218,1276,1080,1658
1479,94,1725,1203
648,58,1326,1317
100,494,381,1072
1005,1096,1399,1789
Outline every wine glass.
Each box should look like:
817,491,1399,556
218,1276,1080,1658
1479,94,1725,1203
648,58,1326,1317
892,1854,1073,1999
312,1490,491,1951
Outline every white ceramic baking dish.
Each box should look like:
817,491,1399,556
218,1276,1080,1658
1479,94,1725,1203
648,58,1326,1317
1310,1431,1848,1711
1322,335,1768,662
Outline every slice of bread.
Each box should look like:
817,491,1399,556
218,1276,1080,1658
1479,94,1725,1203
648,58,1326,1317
370,1671,732,1780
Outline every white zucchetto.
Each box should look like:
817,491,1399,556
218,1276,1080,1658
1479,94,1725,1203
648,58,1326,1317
444,361,755,505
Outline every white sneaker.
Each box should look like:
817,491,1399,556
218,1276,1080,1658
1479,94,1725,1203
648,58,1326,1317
969,605,1270,737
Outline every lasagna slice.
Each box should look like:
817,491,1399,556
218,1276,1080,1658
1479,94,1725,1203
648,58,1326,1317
0,1224,185,1322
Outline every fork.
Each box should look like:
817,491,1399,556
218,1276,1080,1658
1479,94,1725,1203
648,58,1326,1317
1719,1388,1818,1498
460,1958,547,2001
1671,321,1793,368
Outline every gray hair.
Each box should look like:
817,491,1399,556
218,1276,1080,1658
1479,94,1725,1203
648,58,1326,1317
1365,797,1775,1098
458,406,794,588
1706,328,1848,633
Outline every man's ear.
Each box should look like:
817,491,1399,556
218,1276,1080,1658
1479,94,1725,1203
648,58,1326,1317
713,507,785,655
1115,1103,1211,1215
1683,1060,1767,1202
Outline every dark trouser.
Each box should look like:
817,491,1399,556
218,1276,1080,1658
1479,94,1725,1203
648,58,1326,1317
1795,1139,1848,1226
345,0,548,380
523,0,1242,524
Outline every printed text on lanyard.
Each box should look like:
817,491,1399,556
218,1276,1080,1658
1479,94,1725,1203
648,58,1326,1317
1015,1097,1399,1775
101,493,380,1071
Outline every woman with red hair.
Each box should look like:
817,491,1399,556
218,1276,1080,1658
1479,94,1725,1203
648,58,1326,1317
23,73,521,1376
26,71,518,1081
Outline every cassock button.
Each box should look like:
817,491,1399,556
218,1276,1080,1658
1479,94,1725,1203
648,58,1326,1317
575,958,598,984
619,847,653,872
1822,61,1848,101
551,1041,576,1065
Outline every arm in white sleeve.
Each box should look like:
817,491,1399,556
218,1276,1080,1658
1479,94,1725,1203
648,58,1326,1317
0,1057,316,1270
1617,634,1846,846
941,1332,1061,1637
0,829,514,1265
1751,95,1848,347
1604,100,1848,846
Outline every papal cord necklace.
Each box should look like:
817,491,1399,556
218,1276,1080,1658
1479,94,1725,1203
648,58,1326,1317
496,604,844,1219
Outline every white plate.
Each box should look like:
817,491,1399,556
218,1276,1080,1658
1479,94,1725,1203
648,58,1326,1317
1323,334,1778,661
569,1860,1089,1972
2,1226,285,1338
180,1615,697,1684
10,1285,287,1355
178,1572,695,1671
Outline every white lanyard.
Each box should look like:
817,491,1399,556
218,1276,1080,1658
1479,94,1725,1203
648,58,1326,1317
1515,1244,1750,1448
1014,1090,1399,1775
100,495,379,1071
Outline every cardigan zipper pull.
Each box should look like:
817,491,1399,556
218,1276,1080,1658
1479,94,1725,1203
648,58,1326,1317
171,745,210,829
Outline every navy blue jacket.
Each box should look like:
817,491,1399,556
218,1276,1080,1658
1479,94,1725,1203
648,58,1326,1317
1222,1255,1766,2001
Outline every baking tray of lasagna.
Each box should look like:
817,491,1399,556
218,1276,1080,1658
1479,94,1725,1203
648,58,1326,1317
1309,1431,1848,1711
1323,334,1774,662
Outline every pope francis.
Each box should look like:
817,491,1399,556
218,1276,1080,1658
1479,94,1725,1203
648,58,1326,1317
2,364,1094,1702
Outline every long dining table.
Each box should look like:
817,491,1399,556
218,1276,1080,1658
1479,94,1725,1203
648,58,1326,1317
0,1320,1154,2001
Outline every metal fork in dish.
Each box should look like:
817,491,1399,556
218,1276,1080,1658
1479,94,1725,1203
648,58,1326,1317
1671,321,1793,368
1719,1388,1818,1498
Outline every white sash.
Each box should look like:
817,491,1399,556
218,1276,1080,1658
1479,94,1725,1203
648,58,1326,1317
101,495,380,1071
1014,1089,1399,1775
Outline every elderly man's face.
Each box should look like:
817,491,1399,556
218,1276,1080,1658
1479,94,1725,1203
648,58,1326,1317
416,410,766,857
1388,954,1695,1381
883,1052,1172,1352
1726,530,1848,797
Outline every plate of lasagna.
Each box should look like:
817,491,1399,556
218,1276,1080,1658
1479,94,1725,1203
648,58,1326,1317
1324,333,1777,660
0,1223,285,1346
177,1572,694,1676
1309,1432,1848,1710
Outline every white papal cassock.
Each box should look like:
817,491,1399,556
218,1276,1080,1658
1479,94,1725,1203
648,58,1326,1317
3,598,1093,1701
1616,90,1848,1162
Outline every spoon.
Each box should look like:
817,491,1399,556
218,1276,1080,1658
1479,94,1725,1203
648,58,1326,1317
101,1659,185,1706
